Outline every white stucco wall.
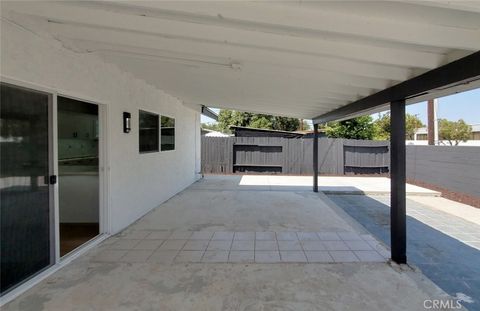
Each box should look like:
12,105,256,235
1,20,200,233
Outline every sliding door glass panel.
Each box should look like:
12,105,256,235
57,97,99,256
0,83,52,295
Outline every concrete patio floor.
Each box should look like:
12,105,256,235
204,174,440,196
4,175,455,310
329,194,480,310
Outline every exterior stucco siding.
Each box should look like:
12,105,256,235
1,20,200,233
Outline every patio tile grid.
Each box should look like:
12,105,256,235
94,231,388,264
407,204,480,250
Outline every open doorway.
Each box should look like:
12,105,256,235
57,96,99,256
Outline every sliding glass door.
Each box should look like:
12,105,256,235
57,96,99,256
0,83,54,295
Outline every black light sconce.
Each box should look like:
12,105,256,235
123,112,131,133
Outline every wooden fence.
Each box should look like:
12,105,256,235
201,137,390,175
202,137,480,198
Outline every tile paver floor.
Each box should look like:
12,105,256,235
94,230,388,264
328,194,480,311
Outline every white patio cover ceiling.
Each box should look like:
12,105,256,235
2,1,480,119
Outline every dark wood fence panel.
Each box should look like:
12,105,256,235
301,138,346,175
233,138,283,173
202,137,389,175
283,138,306,174
344,140,390,175
201,137,234,174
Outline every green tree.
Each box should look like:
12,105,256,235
405,114,425,140
272,116,300,131
325,116,375,140
217,109,301,133
250,114,273,129
373,113,390,140
372,113,424,140
217,110,251,133
438,119,472,146
201,122,221,132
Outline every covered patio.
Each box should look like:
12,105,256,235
1,1,480,308
3,175,451,310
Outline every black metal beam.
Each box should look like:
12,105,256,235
313,123,319,192
313,51,480,124
390,99,407,264
201,106,218,121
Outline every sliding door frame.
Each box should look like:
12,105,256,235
56,93,109,261
0,76,111,304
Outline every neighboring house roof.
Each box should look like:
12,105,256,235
415,124,480,135
301,130,327,139
230,126,304,138
415,127,428,135
205,131,229,137
201,128,230,137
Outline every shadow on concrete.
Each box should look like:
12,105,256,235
327,194,480,311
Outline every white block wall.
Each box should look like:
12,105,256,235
1,20,200,233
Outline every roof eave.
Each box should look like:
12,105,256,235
313,51,480,124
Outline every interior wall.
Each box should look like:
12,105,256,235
58,110,98,159
58,175,99,223
58,100,99,224
0,20,200,233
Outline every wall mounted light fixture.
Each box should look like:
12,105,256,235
123,112,131,133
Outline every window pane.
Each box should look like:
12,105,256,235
139,111,159,153
161,116,175,151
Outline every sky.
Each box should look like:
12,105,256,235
201,88,480,125
403,88,479,125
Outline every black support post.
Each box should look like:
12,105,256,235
313,123,319,192
390,99,407,264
